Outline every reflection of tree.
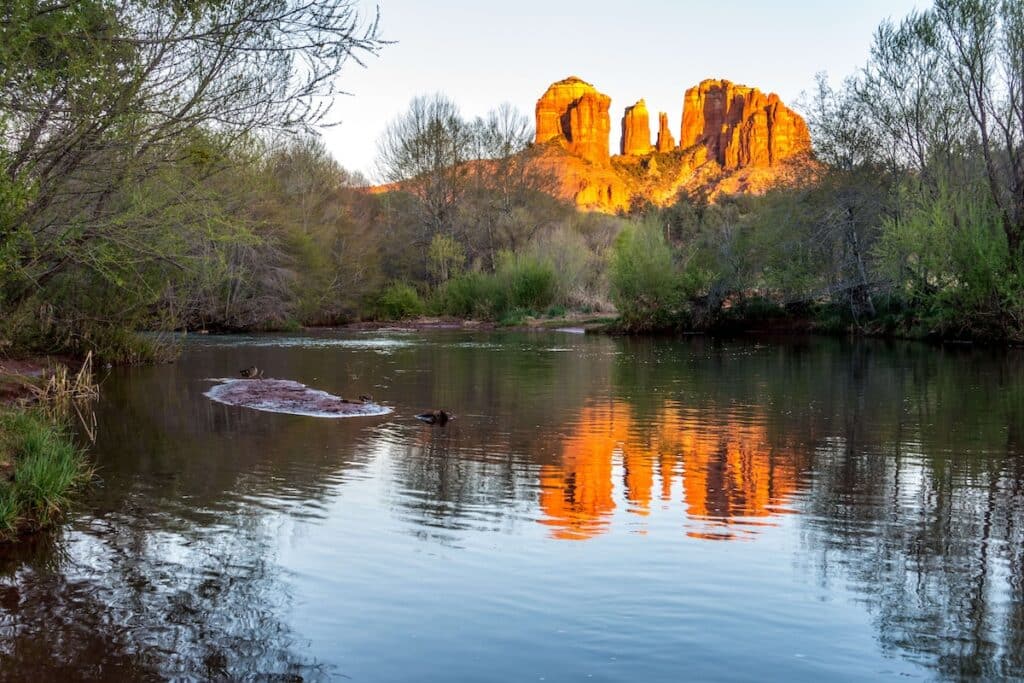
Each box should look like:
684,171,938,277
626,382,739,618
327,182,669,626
804,441,1024,679
392,424,538,546
790,345,1024,680
546,336,1023,676
0,512,329,680
0,343,385,680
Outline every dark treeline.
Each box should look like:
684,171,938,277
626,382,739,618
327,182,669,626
2,0,1022,363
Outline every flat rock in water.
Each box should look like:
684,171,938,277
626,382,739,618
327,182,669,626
204,378,391,418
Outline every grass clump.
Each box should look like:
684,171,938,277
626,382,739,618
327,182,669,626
0,409,93,540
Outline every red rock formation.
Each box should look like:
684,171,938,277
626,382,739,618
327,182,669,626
516,76,818,212
679,79,810,170
535,76,612,165
620,100,652,156
656,112,676,152
375,76,815,214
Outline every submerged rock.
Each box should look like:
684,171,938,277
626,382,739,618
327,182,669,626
204,378,391,418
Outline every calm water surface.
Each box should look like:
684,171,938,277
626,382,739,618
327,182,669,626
1,331,1022,681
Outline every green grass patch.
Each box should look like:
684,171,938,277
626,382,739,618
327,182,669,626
0,408,93,541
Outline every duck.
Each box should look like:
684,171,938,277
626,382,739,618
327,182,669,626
415,410,453,425
359,394,373,403
239,366,264,379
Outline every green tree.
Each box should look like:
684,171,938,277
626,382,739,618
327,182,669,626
427,233,466,284
0,0,383,353
609,220,681,331
376,94,472,241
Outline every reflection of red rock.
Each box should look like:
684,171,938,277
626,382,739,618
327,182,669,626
537,400,806,541
677,422,802,540
622,444,654,515
538,404,623,540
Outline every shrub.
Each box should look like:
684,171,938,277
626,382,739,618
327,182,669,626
433,272,506,319
495,252,556,311
527,225,611,311
609,220,682,330
427,233,466,283
433,254,556,321
875,178,1024,340
374,282,424,320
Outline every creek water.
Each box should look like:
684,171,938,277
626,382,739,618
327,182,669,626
0,330,1022,681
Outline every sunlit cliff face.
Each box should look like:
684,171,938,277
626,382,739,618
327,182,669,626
538,400,806,541
372,76,815,213
531,76,815,213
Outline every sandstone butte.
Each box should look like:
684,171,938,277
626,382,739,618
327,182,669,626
530,76,814,212
534,76,612,165
372,76,815,214
656,112,675,153
621,100,653,156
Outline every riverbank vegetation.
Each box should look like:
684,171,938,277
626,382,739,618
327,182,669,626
0,0,384,362
2,0,1021,358
0,407,92,541
0,355,98,542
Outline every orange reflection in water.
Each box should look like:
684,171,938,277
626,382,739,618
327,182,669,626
538,400,806,541
538,403,624,540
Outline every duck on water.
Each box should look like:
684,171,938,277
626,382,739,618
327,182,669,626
415,410,453,425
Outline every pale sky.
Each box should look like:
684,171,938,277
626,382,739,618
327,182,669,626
320,0,923,178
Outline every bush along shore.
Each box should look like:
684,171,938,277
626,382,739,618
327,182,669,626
0,360,96,543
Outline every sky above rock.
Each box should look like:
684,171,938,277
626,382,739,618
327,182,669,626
321,0,923,179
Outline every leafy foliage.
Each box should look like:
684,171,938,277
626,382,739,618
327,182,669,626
0,0,382,355
374,282,424,320
609,220,683,331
